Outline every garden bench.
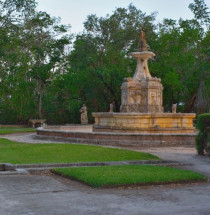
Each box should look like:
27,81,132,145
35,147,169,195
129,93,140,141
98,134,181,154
29,119,46,128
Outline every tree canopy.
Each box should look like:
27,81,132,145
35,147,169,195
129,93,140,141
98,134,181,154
0,0,209,124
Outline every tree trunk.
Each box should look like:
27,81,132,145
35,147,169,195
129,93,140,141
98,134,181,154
184,93,196,113
38,84,44,119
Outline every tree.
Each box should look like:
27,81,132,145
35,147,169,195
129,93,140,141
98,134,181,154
0,0,72,123
22,11,71,119
149,0,210,112
69,4,157,117
189,0,210,25
0,0,37,123
0,0,209,124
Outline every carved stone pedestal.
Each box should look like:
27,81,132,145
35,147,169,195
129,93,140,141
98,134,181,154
120,77,164,113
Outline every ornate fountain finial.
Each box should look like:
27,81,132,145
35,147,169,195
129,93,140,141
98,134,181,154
139,28,147,52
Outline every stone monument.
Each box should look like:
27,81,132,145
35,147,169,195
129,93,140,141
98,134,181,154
109,102,114,113
80,104,88,124
172,104,177,113
120,30,163,113
92,30,196,134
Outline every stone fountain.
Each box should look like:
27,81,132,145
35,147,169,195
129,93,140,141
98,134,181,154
37,30,196,147
92,30,195,133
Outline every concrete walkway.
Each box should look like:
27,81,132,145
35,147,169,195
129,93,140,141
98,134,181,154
0,174,210,215
0,133,210,215
0,132,64,144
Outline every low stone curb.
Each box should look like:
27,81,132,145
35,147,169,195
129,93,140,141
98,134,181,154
34,130,196,147
0,163,16,171
0,160,191,175
0,167,28,175
14,160,185,168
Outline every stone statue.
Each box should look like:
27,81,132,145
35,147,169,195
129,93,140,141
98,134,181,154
109,102,114,113
139,28,148,52
172,104,177,113
80,104,88,124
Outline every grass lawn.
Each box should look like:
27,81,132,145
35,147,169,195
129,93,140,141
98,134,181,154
53,165,207,188
0,127,36,135
0,138,159,164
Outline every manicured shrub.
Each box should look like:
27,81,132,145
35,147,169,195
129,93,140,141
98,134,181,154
196,113,210,155
196,132,205,155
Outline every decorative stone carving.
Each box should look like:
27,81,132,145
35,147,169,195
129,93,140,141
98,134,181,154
172,104,177,113
139,28,148,52
92,31,196,135
92,112,196,134
120,29,164,113
80,104,88,124
150,93,155,105
109,102,114,113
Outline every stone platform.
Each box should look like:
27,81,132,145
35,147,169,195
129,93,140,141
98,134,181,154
36,125,196,147
92,113,195,133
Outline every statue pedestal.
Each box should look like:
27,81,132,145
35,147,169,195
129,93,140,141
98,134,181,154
120,77,164,113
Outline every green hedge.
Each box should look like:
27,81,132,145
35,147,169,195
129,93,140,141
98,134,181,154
196,113,210,155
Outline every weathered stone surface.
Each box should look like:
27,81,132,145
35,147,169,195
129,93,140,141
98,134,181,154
79,104,88,124
109,103,114,113
29,119,46,128
92,30,196,136
37,127,196,147
120,30,163,113
172,104,177,113
120,77,164,113
92,113,195,133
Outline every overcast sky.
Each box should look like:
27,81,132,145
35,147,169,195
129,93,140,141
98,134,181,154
36,0,210,34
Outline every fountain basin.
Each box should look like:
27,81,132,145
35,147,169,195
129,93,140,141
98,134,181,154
36,125,196,147
92,112,195,133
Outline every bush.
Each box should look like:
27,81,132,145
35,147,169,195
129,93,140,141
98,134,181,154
196,132,205,155
196,113,210,155
196,113,210,132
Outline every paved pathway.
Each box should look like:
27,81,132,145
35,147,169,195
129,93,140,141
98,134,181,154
1,133,210,215
0,174,210,215
0,132,63,144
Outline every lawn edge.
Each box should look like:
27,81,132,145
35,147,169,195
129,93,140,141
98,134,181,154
0,131,36,135
51,169,208,189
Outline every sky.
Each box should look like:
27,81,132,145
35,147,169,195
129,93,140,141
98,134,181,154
37,0,210,34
